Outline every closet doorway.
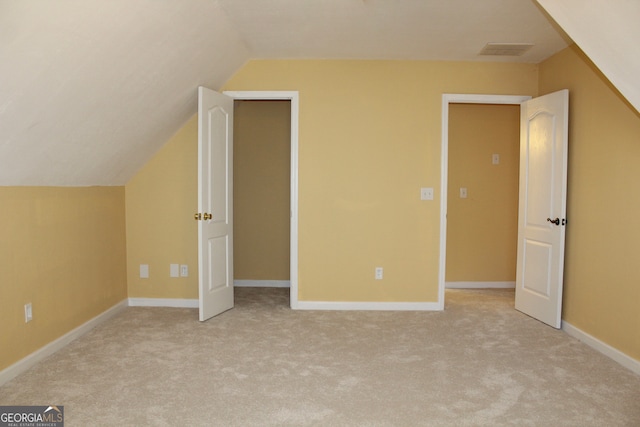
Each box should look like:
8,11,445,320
438,94,531,310
225,91,300,308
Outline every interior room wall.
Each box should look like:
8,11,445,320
125,116,199,299
446,103,520,283
223,60,538,302
539,45,640,361
0,186,127,371
234,100,291,281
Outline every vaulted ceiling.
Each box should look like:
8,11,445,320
0,0,636,186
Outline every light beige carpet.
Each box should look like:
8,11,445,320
1,288,638,426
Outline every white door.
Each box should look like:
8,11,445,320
515,89,569,329
197,86,234,322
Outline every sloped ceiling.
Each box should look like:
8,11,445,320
0,1,250,186
536,0,640,114
1,0,629,186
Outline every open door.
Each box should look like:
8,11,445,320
197,86,234,322
515,89,569,328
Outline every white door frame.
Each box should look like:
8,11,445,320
223,91,300,309
438,94,531,309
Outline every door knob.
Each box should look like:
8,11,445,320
203,213,212,220
547,218,566,226
194,213,202,220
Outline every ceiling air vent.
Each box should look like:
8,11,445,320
479,43,534,56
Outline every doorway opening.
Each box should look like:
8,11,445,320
233,99,291,305
445,103,520,293
224,91,300,309
438,94,531,309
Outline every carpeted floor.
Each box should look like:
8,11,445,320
1,288,639,426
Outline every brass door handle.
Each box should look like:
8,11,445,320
194,213,212,221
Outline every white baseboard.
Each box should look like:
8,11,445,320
234,280,291,288
0,299,128,387
562,320,640,376
445,281,515,289
295,301,441,311
128,298,198,308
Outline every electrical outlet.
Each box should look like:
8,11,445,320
170,264,179,278
375,267,383,280
24,303,32,323
180,265,188,277
140,264,149,279
420,187,434,201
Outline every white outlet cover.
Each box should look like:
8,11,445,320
140,264,149,279
492,154,500,165
420,187,434,200
24,303,32,323
170,264,180,278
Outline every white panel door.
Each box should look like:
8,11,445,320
197,86,234,322
515,90,569,329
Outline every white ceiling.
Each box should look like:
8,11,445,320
0,0,619,186
219,0,569,62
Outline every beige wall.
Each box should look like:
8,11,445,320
234,100,291,280
0,187,127,371
125,60,537,303
539,45,640,360
446,104,520,282
224,60,538,302
126,116,199,299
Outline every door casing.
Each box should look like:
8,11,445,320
223,91,300,309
